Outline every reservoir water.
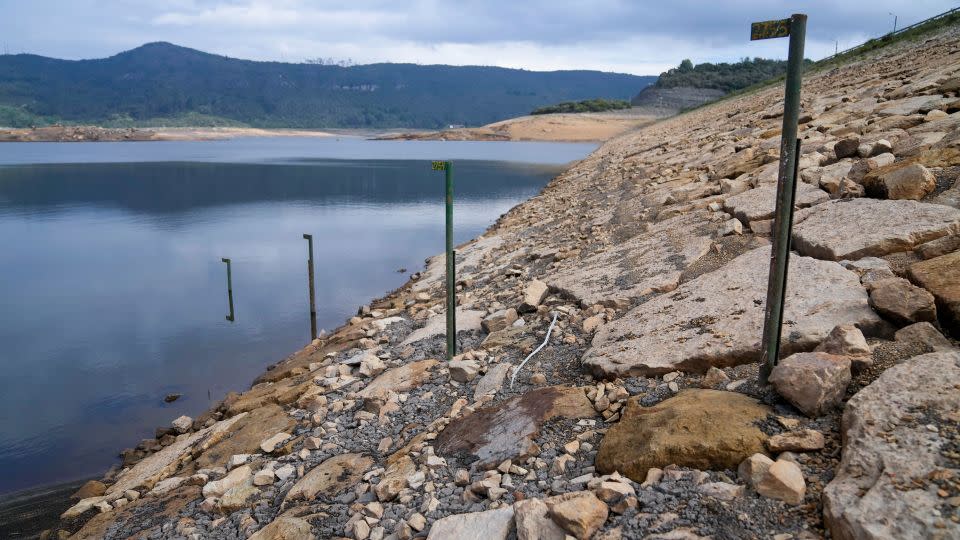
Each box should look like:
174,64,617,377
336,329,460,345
0,137,596,495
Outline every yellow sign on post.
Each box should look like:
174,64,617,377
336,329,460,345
751,19,791,40
431,160,447,171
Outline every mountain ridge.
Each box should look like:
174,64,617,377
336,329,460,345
0,42,655,129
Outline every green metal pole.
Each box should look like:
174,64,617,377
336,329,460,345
444,161,456,360
759,13,806,384
222,257,235,322
303,233,317,340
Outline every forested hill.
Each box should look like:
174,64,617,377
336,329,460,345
0,42,655,129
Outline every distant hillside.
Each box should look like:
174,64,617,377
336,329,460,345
632,57,799,111
0,43,656,129
531,99,632,115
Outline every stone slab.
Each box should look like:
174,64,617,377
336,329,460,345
792,199,960,260
583,246,881,377
723,182,829,224
400,309,485,345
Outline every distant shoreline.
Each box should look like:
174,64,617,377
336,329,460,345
0,126,345,143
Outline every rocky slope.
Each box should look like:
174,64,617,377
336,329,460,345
47,25,960,540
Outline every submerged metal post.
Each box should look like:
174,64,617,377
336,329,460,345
303,233,318,340
756,13,807,383
222,257,235,322
433,160,456,360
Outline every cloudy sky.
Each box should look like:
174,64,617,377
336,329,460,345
0,1,955,75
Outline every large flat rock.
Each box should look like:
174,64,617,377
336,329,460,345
358,359,438,399
723,182,829,224
283,453,373,503
435,386,597,468
792,199,960,261
596,390,770,482
549,212,713,306
823,351,960,540
583,246,881,377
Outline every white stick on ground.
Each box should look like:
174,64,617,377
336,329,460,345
510,313,559,389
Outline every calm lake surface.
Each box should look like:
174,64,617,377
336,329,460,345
0,137,596,495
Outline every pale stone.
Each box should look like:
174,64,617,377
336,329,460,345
766,429,825,452
545,490,609,540
150,476,185,495
260,432,291,454
880,163,937,200
375,454,416,502
400,310,484,345
769,352,851,418
518,279,549,313
584,246,880,377
358,359,438,399
514,498,566,540
253,468,275,486
723,183,828,224
482,308,519,333
756,460,805,505
473,362,511,400
738,453,774,489
823,351,960,540
359,355,387,378
549,212,712,307
249,517,316,540
894,322,955,351
719,218,743,236
868,277,937,325
697,482,745,500
171,415,193,434
909,250,960,328
700,367,730,388
792,199,960,260
582,315,604,333
815,325,871,357
448,358,480,383
425,507,515,540
203,465,252,498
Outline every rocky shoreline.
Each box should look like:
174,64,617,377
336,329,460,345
31,24,960,540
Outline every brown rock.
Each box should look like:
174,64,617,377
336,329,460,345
894,322,954,351
909,250,960,328
518,279,549,313
756,459,805,505
766,429,825,452
545,491,609,540
72,480,106,500
284,453,373,503
834,137,861,159
768,352,851,418
700,367,730,388
814,324,870,357
374,454,416,502
868,277,937,325
481,308,518,333
249,516,316,540
595,390,770,482
358,359,438,399
436,386,597,468
194,406,295,470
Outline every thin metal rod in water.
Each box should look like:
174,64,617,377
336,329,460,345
759,13,806,384
303,233,318,340
221,257,235,322
444,161,456,360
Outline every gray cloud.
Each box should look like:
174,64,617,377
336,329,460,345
0,0,954,74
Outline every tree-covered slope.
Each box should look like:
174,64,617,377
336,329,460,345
0,42,655,129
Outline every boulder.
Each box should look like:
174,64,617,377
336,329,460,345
868,277,937,325
792,199,960,260
769,352,851,417
909,250,960,329
823,351,960,540
171,415,193,434
359,355,386,378
284,453,373,503
426,507,515,540
549,212,712,307
545,491,609,540
584,246,880,377
203,465,252,498
877,163,937,200
436,386,597,468
756,460,805,505
249,516,316,540
894,322,954,351
514,498,567,540
596,390,770,481
722,183,828,224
